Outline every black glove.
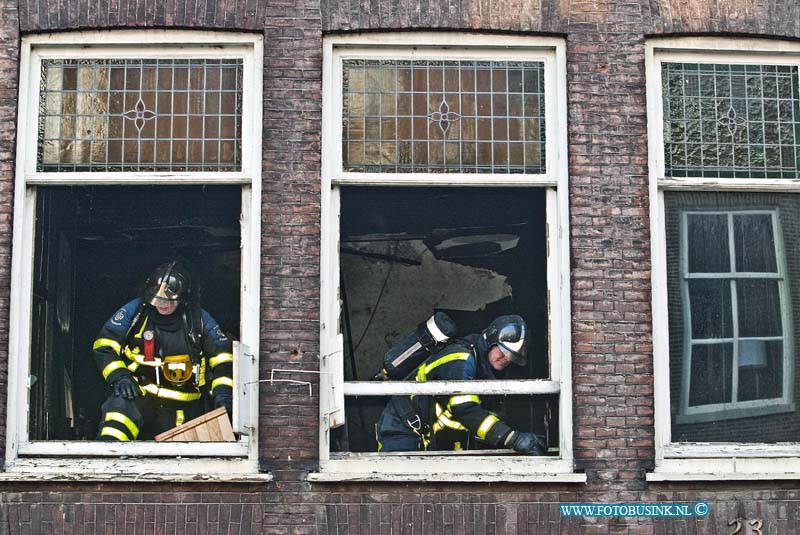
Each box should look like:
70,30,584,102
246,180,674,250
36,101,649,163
507,431,547,455
214,394,233,420
111,374,140,400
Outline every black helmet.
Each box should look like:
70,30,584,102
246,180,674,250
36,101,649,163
482,315,528,366
143,261,192,307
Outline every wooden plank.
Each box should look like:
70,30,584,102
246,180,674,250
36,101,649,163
154,407,235,442
195,421,211,441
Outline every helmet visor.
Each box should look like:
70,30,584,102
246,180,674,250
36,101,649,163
497,341,525,364
147,279,183,306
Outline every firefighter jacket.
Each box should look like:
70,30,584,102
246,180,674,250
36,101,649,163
404,333,514,448
93,298,234,404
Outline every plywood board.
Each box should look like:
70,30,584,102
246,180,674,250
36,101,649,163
154,407,235,442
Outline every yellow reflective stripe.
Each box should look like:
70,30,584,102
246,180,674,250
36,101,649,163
211,377,233,391
432,403,467,432
141,383,202,401
124,349,162,366
135,316,148,338
101,360,127,380
100,428,130,441
434,412,467,432
198,359,206,387
93,338,121,354
127,362,140,372
105,411,139,438
477,414,500,440
209,353,233,368
416,352,470,381
175,410,185,427
447,395,480,409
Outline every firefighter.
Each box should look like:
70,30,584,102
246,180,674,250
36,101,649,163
376,315,546,455
93,261,234,441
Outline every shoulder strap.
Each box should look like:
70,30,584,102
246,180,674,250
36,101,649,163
182,306,204,363
448,337,477,357
390,395,431,440
122,299,148,344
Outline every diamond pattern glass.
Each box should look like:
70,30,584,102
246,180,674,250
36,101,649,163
37,59,243,172
342,60,546,173
662,63,800,178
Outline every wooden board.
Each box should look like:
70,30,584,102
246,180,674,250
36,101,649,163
154,407,236,442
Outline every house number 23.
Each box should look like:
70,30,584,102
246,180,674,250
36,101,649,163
728,518,763,535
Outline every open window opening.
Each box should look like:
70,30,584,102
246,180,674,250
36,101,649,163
28,184,241,441
333,185,550,453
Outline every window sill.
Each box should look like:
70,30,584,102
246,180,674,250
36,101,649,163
309,471,586,483
17,439,249,457
2,457,268,483
309,456,586,483
650,456,800,481
647,471,800,481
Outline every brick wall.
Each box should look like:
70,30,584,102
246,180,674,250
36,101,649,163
260,0,323,472
564,2,654,499
2,0,800,533
17,0,267,31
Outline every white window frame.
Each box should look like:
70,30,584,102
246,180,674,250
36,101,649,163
678,209,793,423
4,30,265,481
315,33,582,482
648,37,800,481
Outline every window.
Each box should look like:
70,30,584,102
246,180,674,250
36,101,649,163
677,208,791,422
315,33,580,481
5,31,263,479
648,38,800,480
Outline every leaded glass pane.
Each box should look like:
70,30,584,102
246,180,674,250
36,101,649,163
37,59,243,172
342,60,546,173
662,63,800,178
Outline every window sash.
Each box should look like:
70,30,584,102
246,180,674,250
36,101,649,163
22,39,258,184
343,379,560,396
336,187,564,395
678,209,792,420
328,40,562,186
649,47,800,190
661,62,800,180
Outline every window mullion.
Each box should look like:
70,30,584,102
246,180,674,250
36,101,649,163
680,211,694,417
728,213,740,404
